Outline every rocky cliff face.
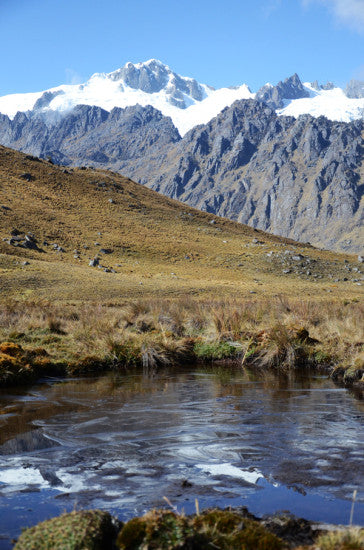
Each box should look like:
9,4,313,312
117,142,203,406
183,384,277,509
0,99,362,253
0,104,180,166
130,100,363,253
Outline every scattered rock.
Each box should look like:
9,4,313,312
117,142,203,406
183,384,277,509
25,154,40,162
108,198,115,204
283,269,291,274
358,256,364,263
89,258,99,267
22,261,30,266
23,240,39,250
99,249,113,254
20,173,33,182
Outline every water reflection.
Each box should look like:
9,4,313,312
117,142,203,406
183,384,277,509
0,366,363,547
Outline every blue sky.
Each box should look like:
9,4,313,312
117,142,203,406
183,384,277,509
0,0,363,95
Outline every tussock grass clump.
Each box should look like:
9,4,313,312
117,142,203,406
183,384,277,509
0,296,362,389
117,509,284,550
14,510,118,550
315,527,364,550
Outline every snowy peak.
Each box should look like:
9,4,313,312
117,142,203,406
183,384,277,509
256,73,310,109
107,59,210,107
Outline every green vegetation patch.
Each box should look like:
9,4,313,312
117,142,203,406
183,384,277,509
193,340,241,360
14,510,118,550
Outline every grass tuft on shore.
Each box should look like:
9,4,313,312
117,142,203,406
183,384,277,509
315,527,364,550
117,509,284,550
0,296,362,391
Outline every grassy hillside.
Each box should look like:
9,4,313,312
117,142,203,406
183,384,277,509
0,145,362,303
0,145,362,389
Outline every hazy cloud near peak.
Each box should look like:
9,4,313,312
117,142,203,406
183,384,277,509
65,68,83,85
303,0,364,32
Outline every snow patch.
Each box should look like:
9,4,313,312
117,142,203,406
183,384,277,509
278,86,364,123
196,463,264,484
0,467,48,491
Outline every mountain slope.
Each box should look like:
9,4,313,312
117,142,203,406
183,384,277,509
0,145,362,303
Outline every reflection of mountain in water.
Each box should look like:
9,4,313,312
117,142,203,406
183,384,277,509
0,429,60,455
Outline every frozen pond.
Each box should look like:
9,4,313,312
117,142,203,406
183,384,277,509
0,366,363,548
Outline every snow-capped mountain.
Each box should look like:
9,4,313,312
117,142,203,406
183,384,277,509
0,60,253,136
0,59,363,136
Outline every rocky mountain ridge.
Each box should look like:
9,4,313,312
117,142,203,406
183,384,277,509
0,97,362,253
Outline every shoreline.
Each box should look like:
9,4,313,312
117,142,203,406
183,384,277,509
0,338,363,395
0,296,363,396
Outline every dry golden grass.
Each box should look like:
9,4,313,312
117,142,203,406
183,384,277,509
0,295,362,386
0,145,362,303
0,146,362,386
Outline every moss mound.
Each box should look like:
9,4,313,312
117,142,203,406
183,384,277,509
117,509,284,549
14,510,118,550
0,341,63,386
